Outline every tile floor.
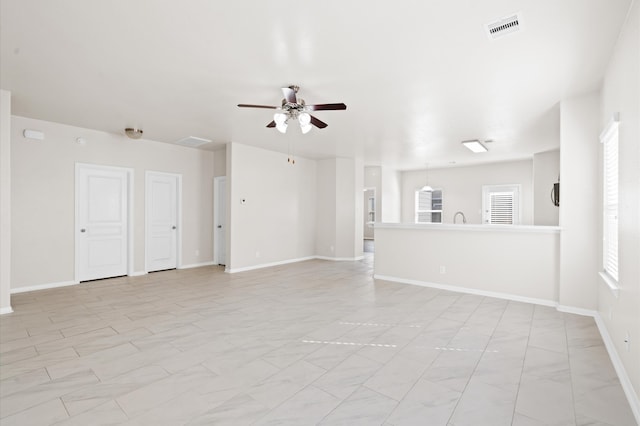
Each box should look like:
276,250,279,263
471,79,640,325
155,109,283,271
0,256,636,425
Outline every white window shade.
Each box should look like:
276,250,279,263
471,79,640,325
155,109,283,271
601,114,619,282
482,185,520,225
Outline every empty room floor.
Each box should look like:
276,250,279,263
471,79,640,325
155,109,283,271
0,257,636,425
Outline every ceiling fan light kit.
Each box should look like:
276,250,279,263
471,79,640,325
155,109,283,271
238,85,346,134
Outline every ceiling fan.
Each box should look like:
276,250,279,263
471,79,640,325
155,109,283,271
238,85,347,134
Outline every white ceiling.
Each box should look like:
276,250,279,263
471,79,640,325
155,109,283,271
0,0,632,170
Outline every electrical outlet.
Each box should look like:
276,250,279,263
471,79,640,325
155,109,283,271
256,251,261,258
195,249,200,257
624,331,630,352
330,245,334,253
439,265,446,274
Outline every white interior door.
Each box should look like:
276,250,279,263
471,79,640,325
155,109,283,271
214,176,226,266
146,172,180,272
77,164,129,282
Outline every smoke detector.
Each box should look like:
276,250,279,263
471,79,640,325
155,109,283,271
485,13,522,40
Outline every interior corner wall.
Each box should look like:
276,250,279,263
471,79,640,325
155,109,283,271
559,92,600,310
0,90,12,313
533,149,560,226
228,142,317,271
599,0,640,408
316,159,337,257
213,146,226,177
10,116,215,290
317,158,363,259
381,167,402,223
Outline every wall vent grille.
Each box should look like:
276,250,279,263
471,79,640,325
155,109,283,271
176,136,211,148
486,14,521,39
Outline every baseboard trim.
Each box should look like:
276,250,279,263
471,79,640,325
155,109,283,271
373,274,557,308
593,312,640,424
0,306,14,315
130,271,147,277
316,256,365,261
178,261,216,270
556,304,598,317
226,257,316,274
11,280,79,294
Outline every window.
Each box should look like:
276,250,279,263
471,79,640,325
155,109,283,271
415,189,442,223
601,114,619,282
482,185,521,224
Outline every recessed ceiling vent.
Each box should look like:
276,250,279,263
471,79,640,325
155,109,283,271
485,13,522,40
176,136,211,148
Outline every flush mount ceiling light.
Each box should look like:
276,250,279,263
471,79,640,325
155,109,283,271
124,128,143,139
462,139,488,153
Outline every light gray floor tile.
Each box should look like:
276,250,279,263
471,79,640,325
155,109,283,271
0,259,635,426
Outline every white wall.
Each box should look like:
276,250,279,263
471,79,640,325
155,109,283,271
213,147,226,177
375,224,560,303
0,90,11,313
10,116,215,289
599,0,640,409
227,142,316,271
380,167,401,223
316,159,337,257
533,149,560,226
401,160,534,225
559,93,600,310
316,158,363,260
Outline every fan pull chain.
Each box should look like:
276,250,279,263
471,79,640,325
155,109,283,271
287,141,295,165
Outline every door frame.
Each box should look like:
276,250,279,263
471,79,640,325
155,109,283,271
144,171,183,273
74,163,134,283
213,176,227,266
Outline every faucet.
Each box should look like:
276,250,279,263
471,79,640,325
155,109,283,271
453,211,467,224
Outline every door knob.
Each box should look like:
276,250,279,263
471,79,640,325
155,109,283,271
80,229,86,233
172,226,176,230
217,225,222,229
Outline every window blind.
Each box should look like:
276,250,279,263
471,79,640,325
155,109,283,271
489,192,514,224
602,117,619,281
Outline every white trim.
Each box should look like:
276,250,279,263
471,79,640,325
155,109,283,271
0,306,14,315
11,280,79,294
599,271,620,298
599,112,620,143
374,222,561,233
178,261,216,270
145,171,183,273
594,313,640,424
373,274,558,307
226,257,317,273
556,305,598,317
316,256,366,261
130,271,147,277
75,163,134,282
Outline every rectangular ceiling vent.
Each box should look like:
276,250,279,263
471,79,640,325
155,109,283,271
176,136,211,148
486,13,522,40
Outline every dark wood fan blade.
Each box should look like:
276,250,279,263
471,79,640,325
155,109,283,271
306,103,347,111
310,115,328,129
237,104,278,109
266,121,276,128
281,87,297,104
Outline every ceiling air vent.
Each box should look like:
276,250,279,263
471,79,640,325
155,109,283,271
176,136,211,148
485,13,522,40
